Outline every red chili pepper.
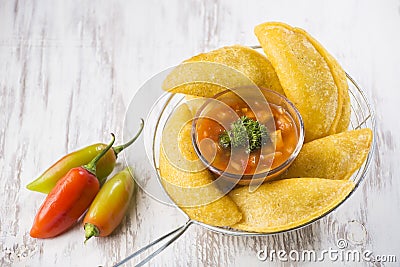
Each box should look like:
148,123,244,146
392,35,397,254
30,134,115,239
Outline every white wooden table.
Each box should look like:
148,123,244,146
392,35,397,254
1,0,400,266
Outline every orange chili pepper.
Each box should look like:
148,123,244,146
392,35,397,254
30,134,115,239
83,167,135,242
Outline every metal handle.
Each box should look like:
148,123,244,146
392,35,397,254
113,220,193,267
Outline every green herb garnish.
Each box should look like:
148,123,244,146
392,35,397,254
219,116,269,153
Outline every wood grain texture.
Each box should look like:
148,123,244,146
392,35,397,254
1,0,399,266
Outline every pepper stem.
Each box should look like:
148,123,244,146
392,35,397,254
113,119,144,156
84,223,100,244
84,133,115,175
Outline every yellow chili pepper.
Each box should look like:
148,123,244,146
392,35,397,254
83,167,135,242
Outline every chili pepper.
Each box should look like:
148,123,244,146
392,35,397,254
83,167,135,243
30,134,115,239
26,119,144,193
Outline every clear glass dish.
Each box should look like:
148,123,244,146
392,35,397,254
191,87,305,185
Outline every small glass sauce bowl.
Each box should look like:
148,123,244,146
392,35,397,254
192,87,304,185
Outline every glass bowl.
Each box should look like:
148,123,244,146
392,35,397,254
191,87,305,185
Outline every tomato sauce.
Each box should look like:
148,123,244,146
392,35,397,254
195,95,299,176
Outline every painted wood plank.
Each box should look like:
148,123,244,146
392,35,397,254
1,0,399,266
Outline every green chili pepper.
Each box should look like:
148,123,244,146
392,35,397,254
26,119,144,194
83,167,135,243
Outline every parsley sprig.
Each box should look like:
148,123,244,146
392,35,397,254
219,116,269,153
